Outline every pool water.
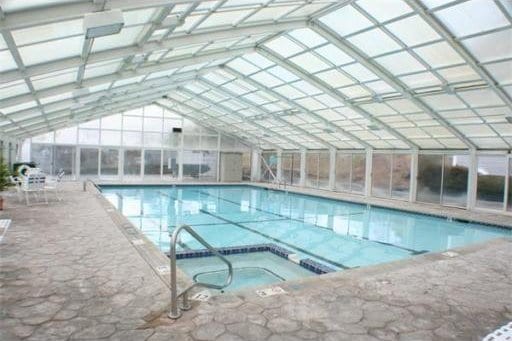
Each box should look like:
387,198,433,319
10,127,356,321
177,252,314,292
101,185,511,274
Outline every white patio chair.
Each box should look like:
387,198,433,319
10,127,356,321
45,170,65,201
9,176,23,202
21,172,48,206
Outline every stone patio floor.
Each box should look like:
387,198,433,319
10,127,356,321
1,183,511,341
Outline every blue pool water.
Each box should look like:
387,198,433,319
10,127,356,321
101,185,511,271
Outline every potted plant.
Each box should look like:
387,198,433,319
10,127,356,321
0,159,13,210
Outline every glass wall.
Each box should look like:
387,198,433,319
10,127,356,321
335,152,366,194
282,152,300,186
508,157,512,212
417,154,469,207
306,151,330,189
124,150,142,177
372,153,411,200
182,150,218,181
476,155,506,210
23,104,250,180
242,152,251,181
260,151,277,182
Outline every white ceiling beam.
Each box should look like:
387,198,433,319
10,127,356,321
257,47,419,149
405,0,512,113
1,48,248,109
177,87,307,149
0,21,304,84
310,21,476,150
222,66,371,150
197,77,339,150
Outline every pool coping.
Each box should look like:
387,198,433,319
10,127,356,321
97,181,512,230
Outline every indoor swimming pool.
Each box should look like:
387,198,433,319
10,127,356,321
101,185,511,288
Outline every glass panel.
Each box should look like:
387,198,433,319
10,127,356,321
54,145,75,177
372,154,392,198
200,151,218,181
100,148,119,176
305,152,319,188
124,150,141,177
163,150,179,179
80,148,99,176
442,155,468,207
144,150,161,176
508,158,512,212
416,154,442,204
476,155,506,210
242,152,252,181
183,151,201,180
391,154,411,199
335,153,351,191
260,152,277,182
31,144,53,174
282,152,300,186
351,154,366,193
318,153,330,189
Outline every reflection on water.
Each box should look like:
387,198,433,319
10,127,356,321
101,185,511,270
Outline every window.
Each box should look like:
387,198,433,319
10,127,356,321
282,152,300,186
417,154,443,204
183,150,218,181
163,150,179,178
260,151,278,182
372,153,411,199
124,150,142,177
242,152,252,181
335,153,366,194
101,148,119,176
80,148,99,176
372,154,392,197
476,155,506,210
144,150,161,176
306,151,330,189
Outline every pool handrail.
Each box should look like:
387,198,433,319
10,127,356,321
168,224,233,319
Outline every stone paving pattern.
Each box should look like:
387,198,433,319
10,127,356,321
1,184,511,340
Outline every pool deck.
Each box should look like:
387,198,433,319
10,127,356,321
0,183,511,341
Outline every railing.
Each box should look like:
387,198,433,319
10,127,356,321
168,224,233,319
82,178,97,192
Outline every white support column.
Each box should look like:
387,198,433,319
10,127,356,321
410,150,419,202
467,149,478,210
178,132,184,181
251,149,260,182
300,148,306,187
276,149,282,182
216,134,221,183
141,149,145,179
365,148,373,198
329,147,336,190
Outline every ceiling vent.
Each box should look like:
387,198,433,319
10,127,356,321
84,9,124,39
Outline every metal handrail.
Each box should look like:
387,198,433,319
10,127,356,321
168,224,233,319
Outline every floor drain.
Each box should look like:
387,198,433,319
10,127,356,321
255,286,287,298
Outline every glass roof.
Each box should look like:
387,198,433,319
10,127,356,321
0,0,511,150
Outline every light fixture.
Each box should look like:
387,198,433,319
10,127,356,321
83,9,124,39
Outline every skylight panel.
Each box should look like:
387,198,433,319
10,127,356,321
462,29,512,63
341,63,378,82
31,68,78,90
339,85,371,99
360,102,396,116
0,50,17,72
284,2,332,18
375,51,426,75
347,28,401,57
436,65,480,84
265,36,304,58
386,15,441,46
250,71,284,87
316,69,354,88
3,100,37,115
39,92,73,105
83,59,121,79
146,68,177,80
92,26,143,52
357,0,413,23
273,84,305,99
289,52,330,73
290,80,322,95
12,19,83,46
244,53,274,68
485,60,512,85
472,137,508,149
458,88,505,107
365,80,396,94
435,0,509,38
319,5,373,36
227,58,259,74
267,65,299,83
399,72,441,88
244,5,298,22
386,99,421,113
222,81,251,95
18,35,83,66
295,97,326,111
288,28,327,48
315,49,353,71
422,94,467,110
413,42,464,68
198,9,254,29
314,93,344,108
202,71,234,85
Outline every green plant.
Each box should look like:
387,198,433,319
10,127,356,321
0,159,13,193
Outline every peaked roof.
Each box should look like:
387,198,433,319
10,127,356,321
1,0,511,150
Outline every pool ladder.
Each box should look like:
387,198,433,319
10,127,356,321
168,224,233,319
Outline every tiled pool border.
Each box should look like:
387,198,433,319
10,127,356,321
169,243,336,275
98,183,512,230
